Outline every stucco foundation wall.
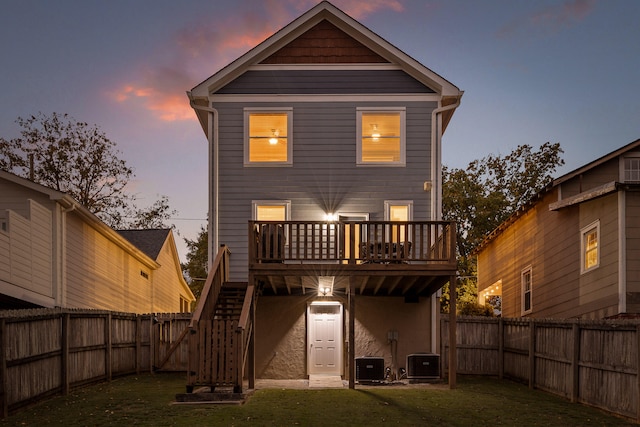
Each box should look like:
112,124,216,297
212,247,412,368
354,296,433,374
255,294,434,379
256,296,308,379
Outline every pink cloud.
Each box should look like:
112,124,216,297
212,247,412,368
498,0,596,39
335,0,404,19
109,0,405,122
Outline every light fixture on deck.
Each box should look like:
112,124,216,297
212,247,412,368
324,212,338,222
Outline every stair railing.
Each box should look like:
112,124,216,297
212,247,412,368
186,245,230,392
236,284,255,391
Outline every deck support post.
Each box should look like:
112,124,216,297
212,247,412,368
248,275,256,390
448,275,457,389
348,280,356,389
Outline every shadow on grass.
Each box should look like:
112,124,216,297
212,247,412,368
1,374,636,427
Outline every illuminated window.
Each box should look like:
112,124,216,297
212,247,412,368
252,200,290,221
244,108,292,166
385,201,412,242
581,220,600,273
623,156,640,182
357,108,405,166
521,266,532,315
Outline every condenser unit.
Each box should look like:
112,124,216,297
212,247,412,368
407,353,440,379
355,357,385,382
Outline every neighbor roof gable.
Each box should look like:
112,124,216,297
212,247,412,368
117,229,171,261
189,1,461,98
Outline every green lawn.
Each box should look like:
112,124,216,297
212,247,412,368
1,373,635,426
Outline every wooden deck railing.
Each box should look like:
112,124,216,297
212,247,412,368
249,221,456,265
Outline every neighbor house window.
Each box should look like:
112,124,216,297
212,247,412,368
244,108,292,166
357,108,405,166
180,296,190,313
521,266,532,315
581,220,600,273
623,155,640,182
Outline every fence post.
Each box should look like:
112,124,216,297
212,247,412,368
636,324,640,423
528,318,535,389
61,313,70,395
571,322,580,403
448,275,457,389
136,315,142,375
498,317,504,379
105,313,112,382
0,318,7,419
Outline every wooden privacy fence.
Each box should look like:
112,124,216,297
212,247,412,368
441,316,640,422
0,309,191,418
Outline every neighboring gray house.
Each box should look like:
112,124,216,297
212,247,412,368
477,139,640,319
186,1,462,390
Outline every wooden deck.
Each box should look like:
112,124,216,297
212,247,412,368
249,220,457,298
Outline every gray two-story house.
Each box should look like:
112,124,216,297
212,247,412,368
185,1,462,392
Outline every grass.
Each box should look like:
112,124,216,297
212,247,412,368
1,373,635,426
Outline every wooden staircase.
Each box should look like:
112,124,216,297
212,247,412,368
213,283,247,320
185,246,255,395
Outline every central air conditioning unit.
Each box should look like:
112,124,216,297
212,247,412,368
355,357,385,382
407,353,440,379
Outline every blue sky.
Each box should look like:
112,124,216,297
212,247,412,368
1,0,639,261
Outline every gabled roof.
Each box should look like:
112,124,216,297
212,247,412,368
117,229,171,260
189,1,462,99
473,138,640,254
553,138,640,186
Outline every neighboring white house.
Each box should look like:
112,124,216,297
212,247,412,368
0,170,194,313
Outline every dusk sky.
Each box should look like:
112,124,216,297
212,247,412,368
1,0,639,262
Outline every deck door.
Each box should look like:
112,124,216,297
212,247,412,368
339,213,368,263
307,302,343,375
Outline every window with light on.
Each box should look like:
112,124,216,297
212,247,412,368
358,110,405,165
246,111,291,164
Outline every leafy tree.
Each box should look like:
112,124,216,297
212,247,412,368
0,112,175,229
441,142,564,314
181,226,209,300
124,195,178,230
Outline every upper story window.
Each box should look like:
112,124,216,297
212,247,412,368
622,154,640,182
244,108,293,166
521,266,532,315
581,220,600,273
357,107,405,166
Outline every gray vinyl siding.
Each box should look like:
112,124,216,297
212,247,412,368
214,100,436,281
215,70,436,94
627,191,640,313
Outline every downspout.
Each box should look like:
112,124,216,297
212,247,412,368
58,201,76,307
187,91,219,270
430,93,462,352
430,94,462,222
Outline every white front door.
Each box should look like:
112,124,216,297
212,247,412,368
308,302,343,375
